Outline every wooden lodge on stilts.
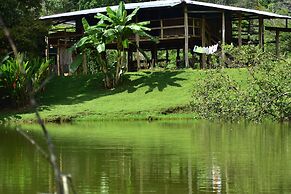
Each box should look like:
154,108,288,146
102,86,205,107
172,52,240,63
41,0,291,75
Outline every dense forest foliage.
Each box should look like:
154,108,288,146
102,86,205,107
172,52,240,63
41,0,291,14
0,0,289,58
0,0,48,57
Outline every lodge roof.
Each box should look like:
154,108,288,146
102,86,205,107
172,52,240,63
40,0,291,21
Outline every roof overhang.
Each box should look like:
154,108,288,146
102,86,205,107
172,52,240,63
40,0,291,21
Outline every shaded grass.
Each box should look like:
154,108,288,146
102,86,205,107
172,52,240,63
0,69,250,123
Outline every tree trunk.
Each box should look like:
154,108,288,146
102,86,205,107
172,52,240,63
114,49,122,87
98,51,113,89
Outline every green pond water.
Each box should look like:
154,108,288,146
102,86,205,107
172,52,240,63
0,121,291,194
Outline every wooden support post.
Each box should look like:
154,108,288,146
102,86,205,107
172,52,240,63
238,13,242,47
259,16,264,50
135,17,140,70
151,47,157,69
247,19,251,42
57,40,60,76
184,4,189,68
128,50,133,71
151,49,154,69
45,36,49,60
176,48,180,67
136,34,140,70
76,18,84,34
64,37,69,75
286,19,288,28
192,18,195,36
201,17,206,69
275,30,280,58
221,11,226,64
160,19,164,39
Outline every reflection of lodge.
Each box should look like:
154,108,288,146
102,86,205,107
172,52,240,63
41,0,291,75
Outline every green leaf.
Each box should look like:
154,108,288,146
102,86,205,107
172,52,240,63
106,6,117,21
96,13,114,23
82,18,90,31
75,36,89,48
137,46,150,62
117,2,125,18
122,39,129,49
103,29,117,38
69,54,83,74
125,7,140,23
137,21,150,26
97,43,106,53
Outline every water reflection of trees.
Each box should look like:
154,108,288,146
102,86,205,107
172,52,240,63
1,122,291,193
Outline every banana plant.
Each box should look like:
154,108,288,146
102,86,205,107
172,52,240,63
75,1,155,88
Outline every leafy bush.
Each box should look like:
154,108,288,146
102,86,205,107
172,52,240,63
223,44,275,68
248,59,291,121
0,55,50,107
191,59,291,122
190,70,248,121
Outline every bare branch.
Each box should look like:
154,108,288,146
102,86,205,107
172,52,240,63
16,127,50,162
32,100,65,194
0,15,74,194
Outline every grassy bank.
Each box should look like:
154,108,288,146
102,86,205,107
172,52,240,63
0,69,250,123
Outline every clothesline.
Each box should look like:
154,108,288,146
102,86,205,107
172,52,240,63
193,44,219,55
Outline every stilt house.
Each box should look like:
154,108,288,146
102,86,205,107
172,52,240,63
41,0,291,75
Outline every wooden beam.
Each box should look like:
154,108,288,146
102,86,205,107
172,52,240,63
184,4,189,68
276,30,280,58
201,17,206,69
188,11,222,14
265,26,291,32
238,13,242,47
259,16,264,50
160,19,164,39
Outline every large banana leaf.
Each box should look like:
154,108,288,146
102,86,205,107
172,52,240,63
69,54,83,74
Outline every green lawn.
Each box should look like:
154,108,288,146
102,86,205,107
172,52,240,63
1,68,250,122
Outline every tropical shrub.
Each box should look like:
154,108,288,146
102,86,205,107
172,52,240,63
190,70,248,121
191,58,291,122
0,55,50,107
248,59,291,121
223,44,275,68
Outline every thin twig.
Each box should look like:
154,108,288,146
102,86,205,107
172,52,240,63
0,15,68,194
67,175,77,194
33,75,53,94
31,98,65,194
16,127,50,162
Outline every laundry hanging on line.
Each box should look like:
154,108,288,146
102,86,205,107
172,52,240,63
193,44,218,55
